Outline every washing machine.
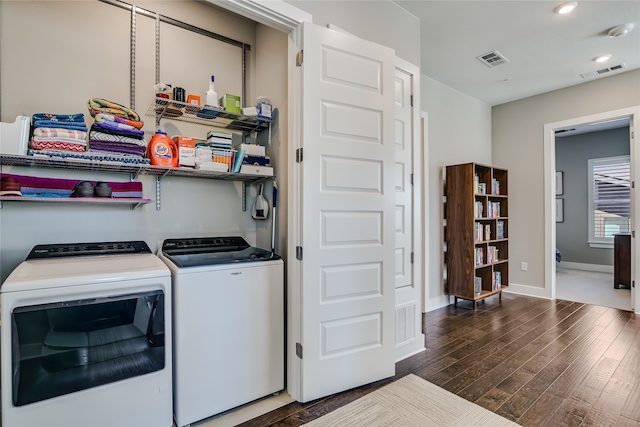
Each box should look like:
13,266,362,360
0,241,173,427
159,236,284,427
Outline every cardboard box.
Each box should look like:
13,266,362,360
234,143,265,157
240,165,273,176
219,94,241,114
172,136,196,167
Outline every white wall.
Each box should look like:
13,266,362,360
421,75,492,311
0,1,283,283
493,69,640,295
286,0,420,65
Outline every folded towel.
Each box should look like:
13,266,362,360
33,120,88,131
87,98,140,122
33,136,87,146
91,122,145,138
88,141,146,156
30,140,86,152
95,113,143,130
88,130,147,147
33,128,87,140
32,113,85,123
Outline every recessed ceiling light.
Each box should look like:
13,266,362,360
594,54,612,63
555,2,577,14
608,23,635,38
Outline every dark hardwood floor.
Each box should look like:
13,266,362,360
239,293,640,427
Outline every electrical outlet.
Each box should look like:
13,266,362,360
521,262,528,271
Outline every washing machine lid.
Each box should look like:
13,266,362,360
2,241,170,292
161,236,280,268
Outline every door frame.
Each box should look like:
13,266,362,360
544,106,640,313
394,57,426,362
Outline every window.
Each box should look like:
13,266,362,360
588,155,631,248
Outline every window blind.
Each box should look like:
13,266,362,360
591,156,630,238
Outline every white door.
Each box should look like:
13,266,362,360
394,67,413,290
393,60,425,361
294,21,396,402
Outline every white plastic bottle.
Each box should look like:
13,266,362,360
205,75,218,107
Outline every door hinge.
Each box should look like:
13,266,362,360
296,246,303,260
633,181,635,189
411,173,414,185
296,50,303,67
296,342,303,359
633,281,635,288
296,148,303,163
411,252,414,264
410,95,414,107
633,231,636,238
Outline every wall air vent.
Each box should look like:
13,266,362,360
477,50,510,68
581,63,627,79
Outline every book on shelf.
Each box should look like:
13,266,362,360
475,201,484,218
475,247,484,266
474,174,479,193
487,201,501,218
475,223,483,242
474,276,482,295
485,224,491,241
493,271,502,290
497,220,505,239
492,178,500,195
487,246,498,263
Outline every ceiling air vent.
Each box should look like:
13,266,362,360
477,50,510,68
581,63,627,79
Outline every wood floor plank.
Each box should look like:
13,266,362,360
459,303,605,403
495,314,617,422
238,295,640,427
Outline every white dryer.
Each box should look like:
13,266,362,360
159,236,284,427
0,241,173,427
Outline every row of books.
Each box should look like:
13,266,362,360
475,201,502,218
475,221,506,241
487,246,499,263
474,271,503,296
475,223,491,242
473,175,502,195
475,246,500,265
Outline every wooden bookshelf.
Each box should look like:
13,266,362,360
445,162,509,309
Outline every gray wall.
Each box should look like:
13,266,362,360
493,69,640,292
0,1,287,283
556,127,630,266
422,75,492,310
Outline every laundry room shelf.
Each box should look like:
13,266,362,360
0,196,151,209
1,154,274,211
147,98,271,134
0,154,273,182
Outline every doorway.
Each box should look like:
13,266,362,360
554,120,632,311
544,106,640,314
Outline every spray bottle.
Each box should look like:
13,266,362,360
205,75,218,107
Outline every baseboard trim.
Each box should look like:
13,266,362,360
503,283,552,300
558,261,613,273
424,295,450,313
395,335,426,363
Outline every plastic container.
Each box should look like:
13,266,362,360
147,129,178,167
205,75,218,107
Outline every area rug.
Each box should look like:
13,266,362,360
303,374,520,426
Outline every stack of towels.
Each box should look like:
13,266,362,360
30,113,88,153
87,98,147,161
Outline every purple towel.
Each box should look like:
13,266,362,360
89,141,147,156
